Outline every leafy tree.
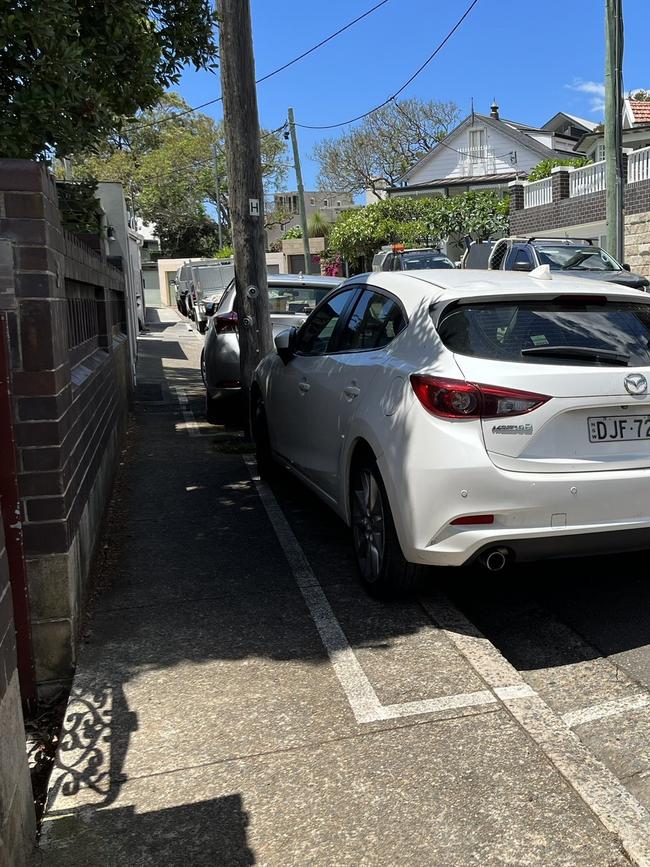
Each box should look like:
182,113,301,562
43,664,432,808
631,90,650,101
313,99,459,197
70,94,288,257
527,157,591,182
0,0,217,158
328,193,508,266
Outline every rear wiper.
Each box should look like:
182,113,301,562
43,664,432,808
521,345,630,365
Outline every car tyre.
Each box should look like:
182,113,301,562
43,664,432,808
252,394,276,480
351,455,422,598
205,393,223,425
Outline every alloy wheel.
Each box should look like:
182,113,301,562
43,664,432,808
351,468,385,583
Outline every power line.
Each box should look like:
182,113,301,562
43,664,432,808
125,0,392,133
296,0,480,131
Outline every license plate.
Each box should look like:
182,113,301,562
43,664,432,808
588,415,650,442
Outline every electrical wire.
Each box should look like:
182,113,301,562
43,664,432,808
125,0,392,132
295,0,480,131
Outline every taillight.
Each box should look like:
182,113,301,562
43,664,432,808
215,310,238,334
410,375,549,419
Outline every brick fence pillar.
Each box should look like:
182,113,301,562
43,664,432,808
551,166,570,201
508,180,525,212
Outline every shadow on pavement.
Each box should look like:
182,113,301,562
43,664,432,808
41,793,255,866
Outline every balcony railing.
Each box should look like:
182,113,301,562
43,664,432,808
457,146,497,177
628,146,650,183
569,160,606,197
523,177,552,208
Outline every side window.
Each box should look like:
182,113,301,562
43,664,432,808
505,246,533,270
295,289,356,356
337,289,406,352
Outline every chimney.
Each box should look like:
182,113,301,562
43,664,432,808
490,99,499,120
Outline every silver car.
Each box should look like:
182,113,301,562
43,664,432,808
202,273,342,422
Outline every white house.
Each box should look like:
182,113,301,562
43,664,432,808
574,98,650,163
389,102,594,199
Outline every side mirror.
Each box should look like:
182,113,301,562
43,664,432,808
512,261,533,272
275,326,297,365
623,263,631,272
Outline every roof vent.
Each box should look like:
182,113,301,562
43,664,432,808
490,100,499,120
530,264,552,280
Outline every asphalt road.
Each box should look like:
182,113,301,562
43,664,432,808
40,307,650,867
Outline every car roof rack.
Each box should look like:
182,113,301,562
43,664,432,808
527,237,595,246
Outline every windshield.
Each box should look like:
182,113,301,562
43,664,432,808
438,299,650,366
402,252,454,270
267,283,332,314
535,245,622,272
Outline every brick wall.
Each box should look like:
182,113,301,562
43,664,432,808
509,168,650,280
0,160,132,689
0,510,35,867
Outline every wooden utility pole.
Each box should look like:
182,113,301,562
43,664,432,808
212,143,223,250
288,108,312,274
219,0,272,424
605,0,624,261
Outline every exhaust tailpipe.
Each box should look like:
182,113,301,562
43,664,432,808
481,547,510,572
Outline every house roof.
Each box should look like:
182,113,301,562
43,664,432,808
399,113,560,185
542,112,599,133
573,123,650,154
628,100,650,125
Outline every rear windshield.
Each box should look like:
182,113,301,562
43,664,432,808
267,283,332,315
193,265,234,290
438,299,650,366
402,252,454,270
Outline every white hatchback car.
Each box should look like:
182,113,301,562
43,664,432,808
252,269,650,595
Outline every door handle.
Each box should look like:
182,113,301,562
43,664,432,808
298,380,311,393
343,385,360,399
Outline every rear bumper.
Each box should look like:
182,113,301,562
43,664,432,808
470,524,650,564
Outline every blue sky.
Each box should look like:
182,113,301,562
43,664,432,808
178,0,649,190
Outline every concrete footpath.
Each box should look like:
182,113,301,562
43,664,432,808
36,307,637,866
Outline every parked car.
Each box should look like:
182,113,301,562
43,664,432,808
487,237,650,290
173,259,214,317
252,269,650,597
189,261,235,333
202,273,341,422
372,244,455,272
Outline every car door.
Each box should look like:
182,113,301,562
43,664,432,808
266,288,359,479
318,287,408,495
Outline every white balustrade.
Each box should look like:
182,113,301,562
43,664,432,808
569,160,606,197
523,177,552,208
628,146,650,183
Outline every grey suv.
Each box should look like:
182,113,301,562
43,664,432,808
488,237,650,291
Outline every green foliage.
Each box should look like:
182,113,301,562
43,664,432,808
0,0,217,158
71,93,287,258
328,193,509,263
313,98,460,196
55,180,102,234
527,157,591,182
214,246,234,259
631,90,650,102
283,226,303,239
307,212,331,238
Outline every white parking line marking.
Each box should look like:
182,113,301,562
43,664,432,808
420,592,650,867
171,388,216,437
244,457,527,727
563,694,650,729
